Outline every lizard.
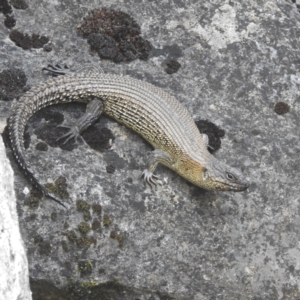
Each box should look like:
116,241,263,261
8,65,249,207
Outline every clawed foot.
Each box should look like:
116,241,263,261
56,125,81,144
141,169,159,188
42,64,71,76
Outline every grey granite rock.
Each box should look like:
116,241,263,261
0,136,32,300
0,0,300,299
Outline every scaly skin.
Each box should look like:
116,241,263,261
8,70,249,205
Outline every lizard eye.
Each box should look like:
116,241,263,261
226,172,236,181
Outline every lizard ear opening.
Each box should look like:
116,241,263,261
202,167,208,180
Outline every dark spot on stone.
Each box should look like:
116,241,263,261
34,235,43,244
61,240,69,252
76,199,90,212
10,0,28,10
274,102,290,115
251,129,260,136
78,260,93,277
29,213,37,220
127,177,133,183
43,43,52,52
45,176,69,199
92,203,102,215
0,0,12,15
103,214,112,227
25,187,43,208
38,241,51,256
35,142,48,151
9,30,49,50
110,230,124,247
82,126,114,152
77,8,152,62
106,164,115,174
92,219,101,231
63,222,69,229
195,120,225,153
0,68,27,101
164,59,181,74
51,212,57,221
4,15,16,28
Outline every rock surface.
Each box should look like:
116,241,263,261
0,136,32,300
0,0,300,299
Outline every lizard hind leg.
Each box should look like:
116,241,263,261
57,98,104,144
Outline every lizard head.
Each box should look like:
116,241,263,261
201,159,249,192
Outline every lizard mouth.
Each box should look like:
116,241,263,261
215,180,249,192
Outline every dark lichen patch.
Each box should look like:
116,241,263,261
61,240,69,252
30,278,67,300
106,164,115,173
0,68,27,101
195,119,225,153
92,203,102,215
164,59,181,74
77,222,91,235
35,142,48,151
29,213,37,220
76,236,96,248
51,212,57,221
63,222,69,229
45,176,69,199
103,214,112,227
34,234,43,244
4,15,16,28
77,8,152,62
9,30,49,50
92,219,101,231
24,187,43,208
38,240,51,256
78,261,93,277
0,0,12,15
10,0,28,10
81,126,114,152
34,235,51,256
66,230,78,243
274,101,290,115
83,210,92,221
76,199,91,212
110,230,124,247
30,278,179,300
34,122,78,152
32,109,64,125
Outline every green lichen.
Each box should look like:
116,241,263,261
103,214,112,227
66,230,78,243
83,210,92,221
77,222,91,235
45,176,69,199
78,260,93,277
51,212,57,221
92,219,101,231
76,236,96,248
76,199,91,212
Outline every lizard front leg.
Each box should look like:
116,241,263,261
141,149,174,186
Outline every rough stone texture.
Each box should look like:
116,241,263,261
0,136,32,300
0,0,300,299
